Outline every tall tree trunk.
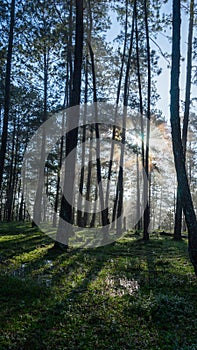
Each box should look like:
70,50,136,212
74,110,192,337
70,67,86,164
0,0,15,194
68,0,73,105
135,150,141,231
54,18,73,228
78,0,92,227
143,0,151,241
117,2,136,234
112,1,136,233
53,112,65,227
105,0,129,225
174,0,194,240
8,115,19,221
135,7,144,167
6,116,16,221
83,126,94,227
32,45,48,227
56,0,84,248
77,58,88,227
135,5,143,231
88,41,109,230
170,0,197,275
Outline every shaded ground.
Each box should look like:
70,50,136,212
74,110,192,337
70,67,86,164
0,222,197,350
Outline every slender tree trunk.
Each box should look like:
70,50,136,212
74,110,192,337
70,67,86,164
170,0,197,275
174,190,182,239
8,116,19,221
111,178,119,230
115,0,136,234
53,112,65,227
19,192,24,221
19,162,26,222
88,40,109,230
105,0,129,225
54,20,73,228
158,187,162,230
174,0,194,240
182,0,194,157
135,150,141,231
68,0,73,105
32,46,48,227
83,126,94,227
143,0,151,241
77,58,88,227
135,5,144,231
6,117,16,221
90,185,98,228
0,0,15,194
135,8,144,168
80,0,93,227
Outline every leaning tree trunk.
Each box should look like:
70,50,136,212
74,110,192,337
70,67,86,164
170,0,197,275
174,0,194,240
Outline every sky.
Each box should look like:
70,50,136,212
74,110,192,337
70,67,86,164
106,1,197,122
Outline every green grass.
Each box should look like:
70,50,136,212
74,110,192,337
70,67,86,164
0,222,197,349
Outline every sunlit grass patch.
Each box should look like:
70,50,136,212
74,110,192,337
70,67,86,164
0,234,26,242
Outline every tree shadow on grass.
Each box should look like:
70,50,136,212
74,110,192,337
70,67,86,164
0,222,38,236
1,228,197,350
0,227,52,261
0,241,112,349
120,237,197,349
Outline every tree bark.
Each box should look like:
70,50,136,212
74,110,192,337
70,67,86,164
88,40,109,230
174,0,194,240
105,0,129,225
77,58,88,227
53,112,65,227
112,1,136,234
135,7,144,169
83,126,93,227
143,0,151,241
5,116,16,221
0,0,15,194
32,44,48,227
135,150,141,231
56,0,84,248
170,0,197,275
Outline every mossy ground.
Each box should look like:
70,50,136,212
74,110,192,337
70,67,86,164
0,222,197,350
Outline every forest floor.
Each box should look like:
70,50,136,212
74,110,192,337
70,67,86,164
0,223,197,350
